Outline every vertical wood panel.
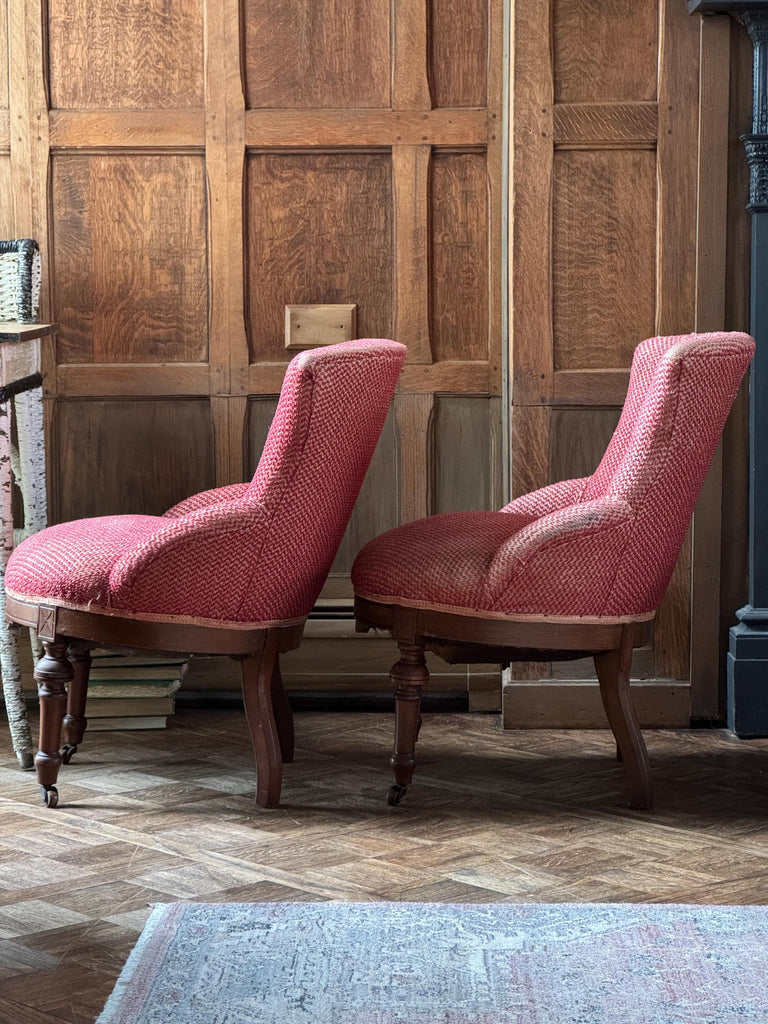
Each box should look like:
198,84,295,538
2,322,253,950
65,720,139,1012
430,152,488,362
393,146,431,363
246,153,393,363
396,393,433,523
246,398,280,475
654,0,701,680
212,395,247,488
0,1,8,110
243,1,390,109
47,0,204,109
553,0,658,103
51,155,208,365
0,157,12,237
510,405,551,501
55,400,215,522
549,408,621,484
392,0,431,110
511,0,553,406
429,0,487,108
433,396,495,513
553,150,657,370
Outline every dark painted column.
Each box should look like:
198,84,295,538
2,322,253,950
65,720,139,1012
689,2,768,732
728,9,768,735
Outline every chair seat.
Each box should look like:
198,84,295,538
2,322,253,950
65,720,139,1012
5,514,169,611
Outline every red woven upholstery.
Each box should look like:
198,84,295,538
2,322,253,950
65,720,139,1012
7,340,405,626
353,333,755,622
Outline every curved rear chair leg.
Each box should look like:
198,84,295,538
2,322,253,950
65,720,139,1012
34,638,74,808
62,644,91,764
270,656,294,764
240,632,283,809
388,638,428,806
594,624,652,809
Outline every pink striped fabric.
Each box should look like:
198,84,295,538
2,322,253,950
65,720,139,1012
352,333,754,621
7,340,405,626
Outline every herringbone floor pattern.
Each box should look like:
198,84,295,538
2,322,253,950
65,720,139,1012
0,709,767,1023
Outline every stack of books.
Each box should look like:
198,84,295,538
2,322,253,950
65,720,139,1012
85,652,188,731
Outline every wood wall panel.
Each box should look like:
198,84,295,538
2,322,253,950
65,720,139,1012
51,155,208,364
553,149,656,370
243,0,390,109
47,0,204,109
0,157,12,237
549,408,620,483
433,396,497,513
0,1,7,110
430,152,488,363
429,0,487,108
246,152,393,363
55,399,214,522
553,0,658,103
246,398,280,475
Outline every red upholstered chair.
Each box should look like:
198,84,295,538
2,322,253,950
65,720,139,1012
5,339,405,808
352,332,755,809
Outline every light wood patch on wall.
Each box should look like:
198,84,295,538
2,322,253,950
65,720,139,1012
55,399,214,522
51,155,208,364
553,149,657,370
243,0,390,109
47,0,204,109
553,0,658,103
430,152,488,362
246,152,393,364
429,0,488,108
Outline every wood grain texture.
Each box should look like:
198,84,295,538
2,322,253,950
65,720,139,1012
554,102,658,148
0,156,12,237
51,154,208,364
246,152,393,363
503,680,689,728
509,404,550,500
244,109,487,147
429,0,487,108
49,110,206,150
393,0,431,109
205,0,248,397
433,396,496,513
212,395,247,487
243,0,390,109
690,15,731,719
510,0,554,405
553,149,656,370
549,408,621,484
47,0,204,109
553,0,658,103
393,146,431,363
54,399,214,522
0,111,8,150
53,364,209,398
396,393,433,522
430,152,488,362
331,406,400,572
246,397,280,478
0,2,7,110
553,369,630,407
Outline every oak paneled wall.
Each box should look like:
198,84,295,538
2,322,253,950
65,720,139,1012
0,157,11,237
429,0,488,108
432,396,501,514
47,0,204,109
430,152,489,362
54,399,214,521
552,150,657,371
51,155,208,364
245,152,393,364
549,408,620,484
242,1,391,109
553,0,658,103
0,1,7,110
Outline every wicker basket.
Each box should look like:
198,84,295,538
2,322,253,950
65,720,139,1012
0,239,41,324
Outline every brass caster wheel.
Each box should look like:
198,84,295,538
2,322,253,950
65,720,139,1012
387,784,407,807
40,785,58,808
61,744,78,765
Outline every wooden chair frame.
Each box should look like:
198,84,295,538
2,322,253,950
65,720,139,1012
6,595,302,809
354,595,653,809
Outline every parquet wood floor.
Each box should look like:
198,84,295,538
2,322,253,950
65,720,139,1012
0,709,767,1023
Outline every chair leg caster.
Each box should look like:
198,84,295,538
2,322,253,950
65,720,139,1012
61,744,77,765
40,784,58,808
387,783,407,806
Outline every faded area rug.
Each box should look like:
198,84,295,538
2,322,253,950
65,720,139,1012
97,901,768,1024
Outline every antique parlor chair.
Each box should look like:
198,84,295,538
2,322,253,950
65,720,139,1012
352,332,755,809
4,339,406,808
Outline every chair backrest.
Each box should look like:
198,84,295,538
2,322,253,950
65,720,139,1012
583,332,754,613
242,338,405,619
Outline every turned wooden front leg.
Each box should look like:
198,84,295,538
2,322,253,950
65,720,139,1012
594,624,652,809
64,646,91,751
34,640,73,790
390,640,428,789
